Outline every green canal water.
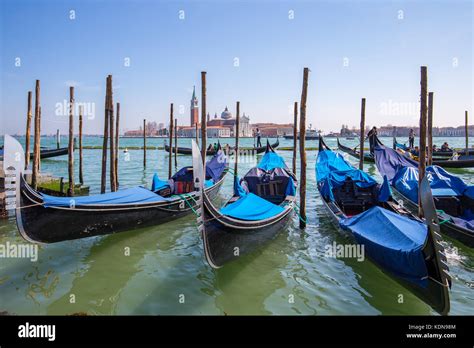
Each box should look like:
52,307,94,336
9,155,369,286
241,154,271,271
0,136,473,315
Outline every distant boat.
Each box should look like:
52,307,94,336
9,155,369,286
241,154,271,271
0,146,68,161
165,139,279,156
283,129,319,140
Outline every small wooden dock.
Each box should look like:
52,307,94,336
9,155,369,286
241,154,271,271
0,163,89,218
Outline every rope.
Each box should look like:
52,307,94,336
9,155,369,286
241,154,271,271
175,193,199,216
13,202,44,210
436,209,451,225
225,167,237,177
293,202,307,224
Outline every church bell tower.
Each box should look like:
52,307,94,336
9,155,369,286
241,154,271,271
190,86,199,126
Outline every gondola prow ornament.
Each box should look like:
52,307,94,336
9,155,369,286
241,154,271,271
3,135,27,211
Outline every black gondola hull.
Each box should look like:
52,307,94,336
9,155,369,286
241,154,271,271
37,147,69,159
16,174,225,243
394,138,474,157
200,193,294,268
337,139,375,162
340,138,474,168
0,147,68,161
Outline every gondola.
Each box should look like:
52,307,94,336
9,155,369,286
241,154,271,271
165,139,279,156
373,136,474,247
317,137,451,315
337,138,375,162
394,137,474,157
3,135,228,243
340,136,474,168
0,146,68,161
192,140,296,268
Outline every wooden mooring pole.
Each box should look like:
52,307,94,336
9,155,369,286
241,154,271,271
79,106,84,185
67,86,75,197
201,71,207,164
359,98,366,170
465,110,469,156
234,101,240,177
109,78,116,191
100,76,110,194
174,118,178,168
299,68,309,229
427,92,434,166
168,104,173,179
418,66,428,217
143,119,147,168
31,80,41,190
292,102,298,174
115,102,120,188
56,129,60,149
25,91,32,170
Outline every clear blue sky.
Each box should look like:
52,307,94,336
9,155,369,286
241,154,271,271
0,0,472,135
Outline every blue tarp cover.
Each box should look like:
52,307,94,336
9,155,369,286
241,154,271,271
395,141,409,151
378,175,392,202
375,143,474,232
316,149,378,201
206,150,228,182
340,206,429,287
257,151,287,171
234,176,248,197
374,144,418,183
220,193,285,220
392,165,470,203
285,176,296,196
42,186,170,207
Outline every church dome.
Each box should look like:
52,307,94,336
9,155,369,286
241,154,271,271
221,106,232,120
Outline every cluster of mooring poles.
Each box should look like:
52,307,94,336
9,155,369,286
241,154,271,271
100,75,120,194
25,80,91,196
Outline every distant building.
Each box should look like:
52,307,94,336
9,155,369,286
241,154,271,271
207,107,252,137
190,86,199,126
251,123,293,137
345,124,474,137
177,125,231,138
